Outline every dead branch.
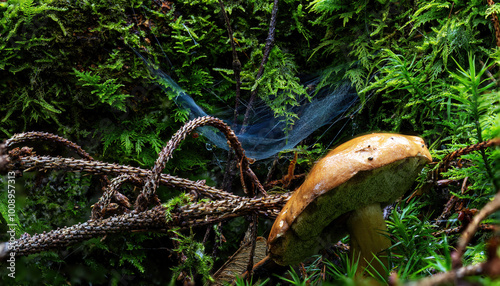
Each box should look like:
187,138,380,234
240,0,279,131
452,189,500,268
438,138,500,175
0,193,289,260
217,0,242,124
407,262,485,286
5,131,93,160
138,116,266,211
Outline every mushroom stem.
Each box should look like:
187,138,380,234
347,203,391,277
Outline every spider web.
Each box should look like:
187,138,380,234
129,6,361,161
139,54,359,161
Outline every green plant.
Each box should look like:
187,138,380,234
170,229,214,283
445,55,497,187
253,46,310,134
73,68,131,112
386,199,440,280
276,265,318,286
96,112,169,166
423,235,453,274
234,275,270,286
324,253,359,285
362,49,436,132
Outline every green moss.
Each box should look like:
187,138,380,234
0,0,498,284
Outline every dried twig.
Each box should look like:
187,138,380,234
431,223,496,237
221,0,280,194
231,1,280,276
487,0,500,47
217,0,242,124
0,206,167,259
438,138,500,175
4,132,133,214
409,235,500,286
245,213,258,280
407,261,485,286
434,177,469,226
437,138,500,193
0,194,289,259
452,189,500,268
5,131,93,160
5,154,238,201
240,0,279,131
138,116,266,211
91,174,139,219
0,122,292,260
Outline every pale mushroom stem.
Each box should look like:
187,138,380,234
347,203,391,277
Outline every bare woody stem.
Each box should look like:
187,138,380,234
218,0,244,199
217,0,242,125
210,4,279,273
4,152,241,219
91,174,139,219
487,0,500,47
5,131,111,188
410,262,486,286
240,0,279,132
139,116,266,211
439,138,500,175
1,128,290,259
4,132,127,216
0,194,290,259
452,189,500,268
0,206,168,259
6,154,239,201
5,131,94,160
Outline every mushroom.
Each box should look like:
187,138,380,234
268,133,432,276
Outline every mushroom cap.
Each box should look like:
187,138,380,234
268,133,432,265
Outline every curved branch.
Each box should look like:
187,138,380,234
5,131,93,160
139,116,265,211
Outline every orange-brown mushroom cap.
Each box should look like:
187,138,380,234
268,133,432,266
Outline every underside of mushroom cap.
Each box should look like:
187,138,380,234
268,133,432,266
